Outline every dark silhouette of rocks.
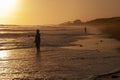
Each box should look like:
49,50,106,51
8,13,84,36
80,44,83,47
111,75,120,78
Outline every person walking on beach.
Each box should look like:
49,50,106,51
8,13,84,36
35,29,41,52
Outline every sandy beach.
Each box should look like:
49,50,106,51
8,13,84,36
0,25,120,80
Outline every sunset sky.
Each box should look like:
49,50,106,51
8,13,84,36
0,0,120,25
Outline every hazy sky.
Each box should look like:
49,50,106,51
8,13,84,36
0,0,120,25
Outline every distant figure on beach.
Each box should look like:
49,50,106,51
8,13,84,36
35,29,41,52
84,27,87,34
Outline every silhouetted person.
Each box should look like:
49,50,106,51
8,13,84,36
84,27,87,34
35,29,41,53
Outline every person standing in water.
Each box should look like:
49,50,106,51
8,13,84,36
84,27,87,34
35,29,41,52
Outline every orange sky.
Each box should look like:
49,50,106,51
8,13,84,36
0,0,120,25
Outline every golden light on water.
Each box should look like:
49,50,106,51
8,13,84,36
0,50,8,59
0,0,18,18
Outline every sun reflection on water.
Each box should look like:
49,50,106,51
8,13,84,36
0,50,9,59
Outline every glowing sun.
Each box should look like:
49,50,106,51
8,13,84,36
0,0,18,18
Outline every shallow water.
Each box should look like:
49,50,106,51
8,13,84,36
0,25,120,80
0,26,84,50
